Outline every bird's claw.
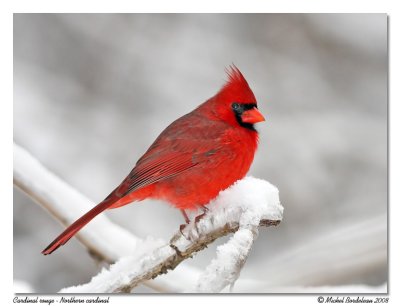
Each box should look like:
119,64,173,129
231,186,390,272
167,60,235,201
194,211,207,223
180,223,195,240
179,223,187,236
179,207,209,240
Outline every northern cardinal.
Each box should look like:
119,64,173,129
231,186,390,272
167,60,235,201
42,65,265,255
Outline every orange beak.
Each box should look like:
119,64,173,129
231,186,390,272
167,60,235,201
241,107,266,124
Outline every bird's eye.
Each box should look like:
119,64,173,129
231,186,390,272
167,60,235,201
232,103,240,111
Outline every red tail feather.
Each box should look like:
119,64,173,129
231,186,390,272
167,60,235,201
42,197,118,255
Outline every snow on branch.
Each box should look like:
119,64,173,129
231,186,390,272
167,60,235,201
13,142,164,263
13,142,187,293
61,177,283,293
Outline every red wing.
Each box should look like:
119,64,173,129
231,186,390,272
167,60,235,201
111,113,228,199
115,152,198,197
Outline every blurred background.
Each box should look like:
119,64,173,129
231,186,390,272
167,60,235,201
13,14,387,293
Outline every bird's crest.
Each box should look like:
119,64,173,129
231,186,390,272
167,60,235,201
225,64,247,86
218,65,257,104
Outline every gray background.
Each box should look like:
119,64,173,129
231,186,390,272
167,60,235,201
13,13,387,292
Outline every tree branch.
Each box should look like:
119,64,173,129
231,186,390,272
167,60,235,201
116,220,280,293
61,177,283,293
13,142,159,262
13,142,168,292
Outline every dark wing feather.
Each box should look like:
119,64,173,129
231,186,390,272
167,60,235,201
116,153,198,197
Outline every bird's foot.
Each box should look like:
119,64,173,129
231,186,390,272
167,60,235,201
193,206,209,234
179,223,198,241
179,223,188,236
179,209,191,237
179,207,209,240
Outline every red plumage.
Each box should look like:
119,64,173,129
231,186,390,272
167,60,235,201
42,65,265,255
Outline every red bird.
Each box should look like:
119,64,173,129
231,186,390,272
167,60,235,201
42,66,265,255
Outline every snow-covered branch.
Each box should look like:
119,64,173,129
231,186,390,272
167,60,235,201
13,142,192,293
61,177,283,293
